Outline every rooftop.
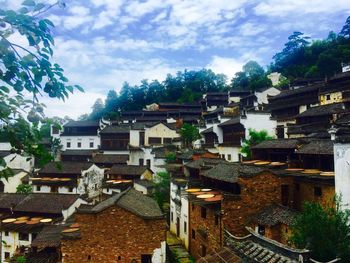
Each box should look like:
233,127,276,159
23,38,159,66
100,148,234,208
109,165,151,175
297,139,333,155
99,125,131,134
296,103,345,118
252,139,300,150
39,162,93,175
64,120,100,128
253,204,297,227
92,154,129,164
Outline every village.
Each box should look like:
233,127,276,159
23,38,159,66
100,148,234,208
0,62,349,263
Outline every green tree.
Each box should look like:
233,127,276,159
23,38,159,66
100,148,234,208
340,16,350,38
241,129,273,159
152,171,170,211
89,98,105,120
0,1,82,177
165,152,176,163
16,184,33,194
290,198,350,262
179,124,201,148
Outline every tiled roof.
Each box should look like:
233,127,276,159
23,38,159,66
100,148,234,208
201,127,214,134
134,179,155,189
269,84,322,100
218,117,241,127
253,204,297,226
61,150,94,156
197,247,242,263
31,225,66,247
99,125,130,134
296,103,345,118
252,139,300,150
92,154,129,164
109,165,151,175
39,162,93,174
185,157,226,169
297,139,333,155
64,120,99,127
0,193,80,215
81,188,163,219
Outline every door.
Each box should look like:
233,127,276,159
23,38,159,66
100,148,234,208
176,217,180,237
281,185,289,206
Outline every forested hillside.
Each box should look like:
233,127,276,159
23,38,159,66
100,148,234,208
84,16,350,121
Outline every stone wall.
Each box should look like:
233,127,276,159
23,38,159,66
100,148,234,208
61,205,166,263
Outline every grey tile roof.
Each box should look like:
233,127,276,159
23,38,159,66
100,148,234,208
61,150,94,156
39,162,93,175
31,225,66,248
109,165,151,175
253,204,297,226
99,125,131,134
92,154,129,164
296,103,345,118
64,120,99,127
297,139,333,155
81,188,163,219
185,158,226,169
201,127,214,134
218,117,241,127
252,139,300,150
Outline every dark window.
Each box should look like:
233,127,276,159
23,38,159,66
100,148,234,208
88,255,91,260
141,254,152,263
77,142,82,148
281,185,289,206
139,132,145,146
89,142,94,148
163,138,172,144
5,252,10,259
4,231,9,236
314,187,322,197
227,154,231,161
201,245,207,257
52,126,59,134
171,212,173,222
258,225,265,236
118,256,121,260
215,214,219,225
184,221,187,233
19,232,29,241
326,94,331,100
146,159,151,168
68,187,73,193
276,125,284,139
201,207,207,219
192,203,195,211
66,142,71,148
148,137,162,144
36,185,41,192
139,159,144,166
192,229,196,239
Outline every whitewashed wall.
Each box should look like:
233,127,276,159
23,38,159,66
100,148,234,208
60,135,100,151
241,112,277,139
77,164,104,200
334,143,350,209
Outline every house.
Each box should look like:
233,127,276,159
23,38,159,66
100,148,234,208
54,120,105,151
0,143,34,172
32,162,104,201
61,188,166,263
92,153,129,168
99,124,130,154
133,179,155,195
0,193,84,262
60,149,94,162
144,122,180,147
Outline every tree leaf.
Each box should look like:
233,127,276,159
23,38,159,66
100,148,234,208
22,0,36,7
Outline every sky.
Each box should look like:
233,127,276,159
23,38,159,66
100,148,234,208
2,0,350,119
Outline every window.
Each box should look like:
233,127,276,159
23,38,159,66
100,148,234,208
36,185,41,192
146,159,151,168
19,232,29,241
66,142,71,148
87,255,91,260
326,94,331,100
215,214,219,225
201,207,207,219
227,154,231,161
5,252,10,259
163,138,172,144
201,245,207,257
139,159,144,166
171,212,173,222
184,221,187,234
192,229,196,239
68,187,73,193
258,225,265,236
89,142,94,148
148,137,161,144
141,254,152,263
77,142,82,148
314,187,322,197
4,231,9,236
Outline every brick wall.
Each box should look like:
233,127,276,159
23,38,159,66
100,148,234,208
189,202,223,260
222,171,294,236
61,205,166,263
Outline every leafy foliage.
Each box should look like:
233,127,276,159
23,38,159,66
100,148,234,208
165,152,177,163
152,172,170,211
16,183,33,194
231,60,272,90
179,123,201,148
290,197,350,262
0,1,81,176
241,129,273,159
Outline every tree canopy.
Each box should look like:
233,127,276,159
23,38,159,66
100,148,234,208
179,123,201,148
241,129,273,159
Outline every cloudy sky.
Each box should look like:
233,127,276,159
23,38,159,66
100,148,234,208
3,0,350,118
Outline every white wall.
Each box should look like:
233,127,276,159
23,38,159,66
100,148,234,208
152,241,166,263
217,146,240,162
241,112,277,139
62,198,87,220
1,153,34,172
77,164,104,200
2,231,33,262
60,135,100,151
334,143,350,209
1,171,28,193
128,148,166,174
145,123,180,146
256,87,280,105
129,130,141,147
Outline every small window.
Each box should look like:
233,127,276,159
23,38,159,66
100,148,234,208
201,207,207,219
4,231,9,236
139,159,144,166
215,214,219,225
146,159,151,168
89,142,94,148
184,221,187,234
314,187,322,197
201,245,207,257
191,203,195,211
36,185,41,192
192,229,196,239
52,126,59,134
171,212,173,222
258,225,265,236
88,255,91,260
68,187,73,193
77,142,82,148
19,232,29,241
326,94,331,100
227,154,231,161
5,252,10,259
66,142,71,148
163,138,172,144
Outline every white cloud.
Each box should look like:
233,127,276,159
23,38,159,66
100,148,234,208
207,56,245,80
239,22,266,36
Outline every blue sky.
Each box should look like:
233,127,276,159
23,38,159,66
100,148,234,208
3,0,350,118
